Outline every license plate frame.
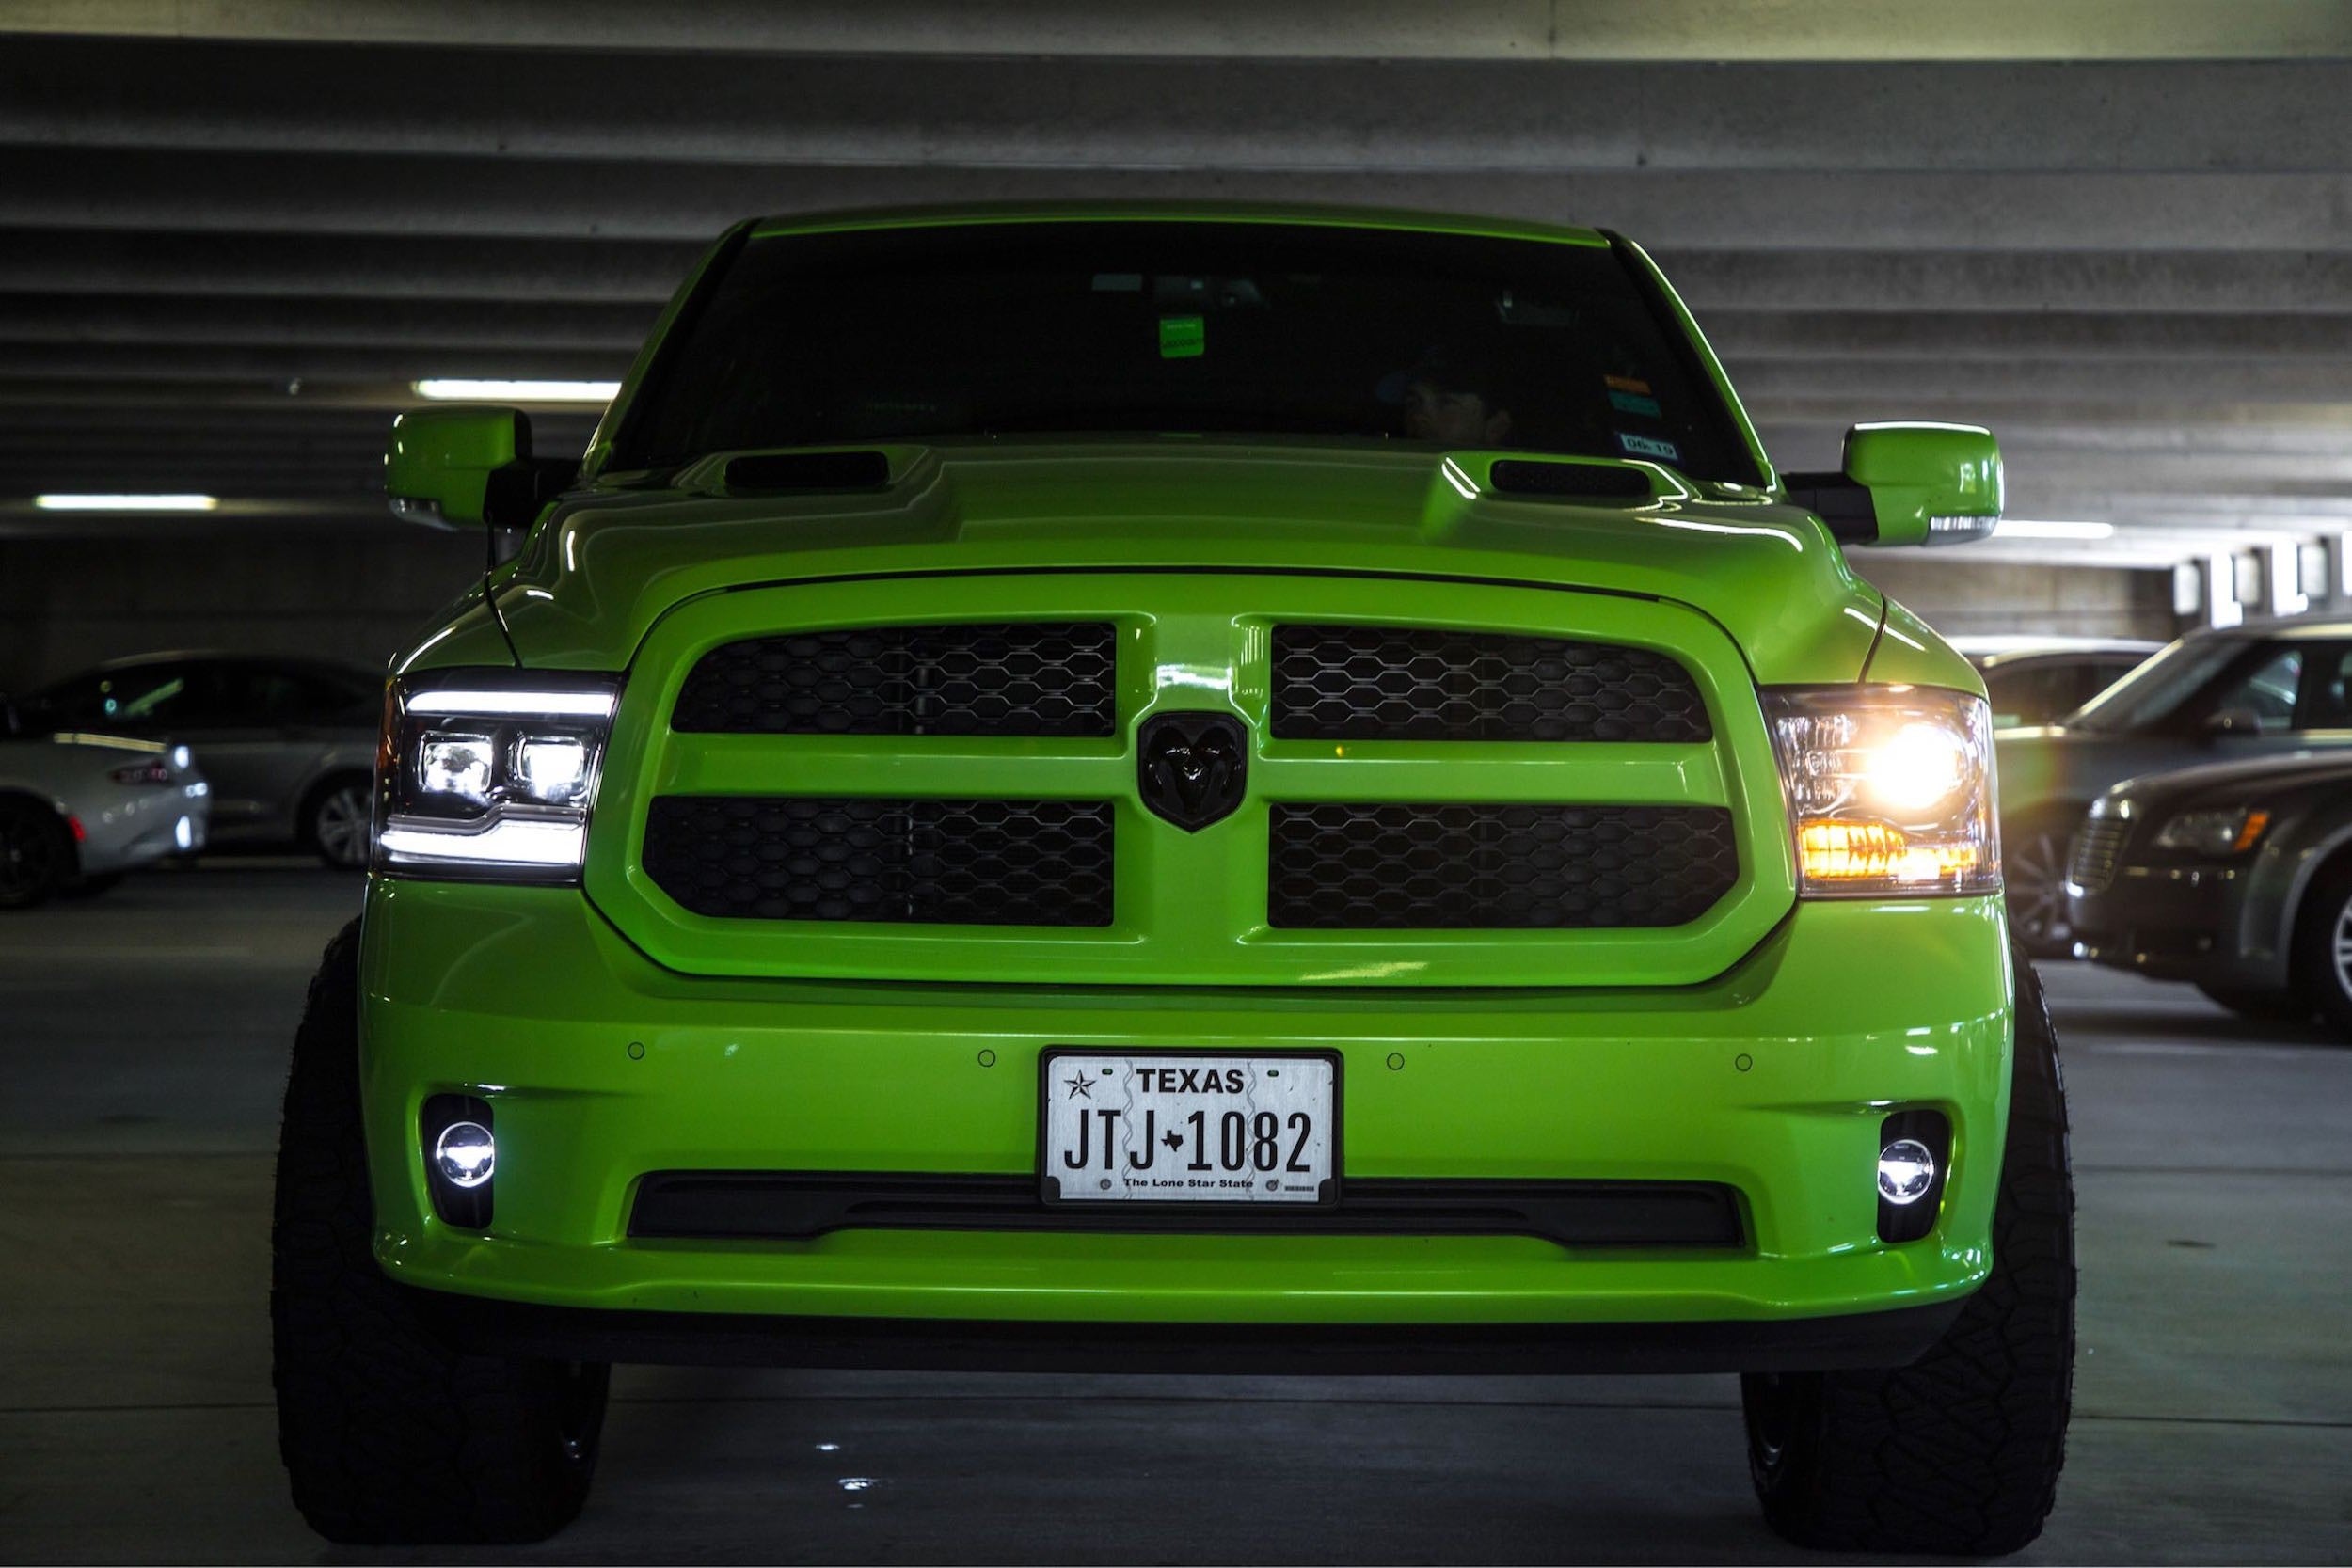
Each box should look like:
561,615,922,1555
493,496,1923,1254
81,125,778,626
1037,1047,1342,1208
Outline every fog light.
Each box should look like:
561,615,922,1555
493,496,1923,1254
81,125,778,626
434,1120,496,1189
1877,1138,1936,1205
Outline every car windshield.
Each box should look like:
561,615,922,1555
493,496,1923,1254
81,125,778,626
2064,637,2245,733
610,220,1760,483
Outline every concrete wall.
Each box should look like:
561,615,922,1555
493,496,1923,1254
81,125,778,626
0,529,483,694
1851,555,2180,642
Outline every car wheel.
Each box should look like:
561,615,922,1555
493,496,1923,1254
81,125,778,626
2005,823,2074,957
0,798,74,910
306,776,373,870
2192,982,2311,1023
2290,861,2352,1040
1740,942,2074,1555
274,919,610,1543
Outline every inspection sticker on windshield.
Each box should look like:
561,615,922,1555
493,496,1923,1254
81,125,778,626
1615,431,1680,461
1608,389,1663,418
1158,313,1205,358
1040,1051,1337,1205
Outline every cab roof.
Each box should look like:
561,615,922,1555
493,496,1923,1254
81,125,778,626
747,201,1613,249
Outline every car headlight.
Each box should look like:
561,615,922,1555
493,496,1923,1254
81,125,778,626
2153,806,2270,857
375,670,622,881
1762,686,1999,896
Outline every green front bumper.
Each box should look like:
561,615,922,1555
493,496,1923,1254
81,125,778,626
359,881,2011,1329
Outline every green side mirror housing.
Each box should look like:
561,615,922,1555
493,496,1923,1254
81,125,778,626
1844,423,2004,546
385,406,577,530
385,406,520,527
1782,422,2004,547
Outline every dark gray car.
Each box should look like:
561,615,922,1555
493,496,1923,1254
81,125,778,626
1997,618,2352,952
2066,750,2352,1036
21,653,379,867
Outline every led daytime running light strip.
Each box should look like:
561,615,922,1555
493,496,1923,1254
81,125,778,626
405,689,618,719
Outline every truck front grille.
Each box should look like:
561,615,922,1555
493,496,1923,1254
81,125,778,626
2066,816,2129,895
605,578,1787,986
1270,626,1709,743
1267,803,1739,929
642,796,1114,926
673,622,1117,736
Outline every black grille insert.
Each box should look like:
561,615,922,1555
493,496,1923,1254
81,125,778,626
643,797,1113,925
1270,626,1708,743
628,1171,1743,1251
1269,803,1738,928
674,623,1116,736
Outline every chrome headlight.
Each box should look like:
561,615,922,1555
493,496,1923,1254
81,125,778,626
1762,686,1999,896
2153,806,2270,857
374,671,622,881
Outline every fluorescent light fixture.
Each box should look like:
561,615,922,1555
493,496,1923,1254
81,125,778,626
1993,518,2114,541
411,378,619,403
35,493,218,512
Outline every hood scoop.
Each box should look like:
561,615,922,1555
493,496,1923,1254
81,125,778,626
723,449,893,494
1487,458,1658,502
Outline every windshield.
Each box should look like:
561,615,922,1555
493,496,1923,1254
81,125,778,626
2064,637,2242,733
611,221,1760,483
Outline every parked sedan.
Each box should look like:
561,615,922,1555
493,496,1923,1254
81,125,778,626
1997,618,2352,952
2067,752,2352,1035
1952,636,2159,730
0,729,211,907
18,653,379,867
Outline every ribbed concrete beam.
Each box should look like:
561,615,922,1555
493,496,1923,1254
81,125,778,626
10,149,2352,251
0,229,697,301
0,293,656,350
11,0,2349,61
8,40,2352,174
1661,251,2352,315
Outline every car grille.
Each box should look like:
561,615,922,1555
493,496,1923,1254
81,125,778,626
2066,816,2129,895
1270,625,1709,743
608,580,1784,985
673,622,1117,736
1268,803,1740,928
641,797,1114,925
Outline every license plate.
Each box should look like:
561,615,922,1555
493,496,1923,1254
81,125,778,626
1039,1051,1338,1205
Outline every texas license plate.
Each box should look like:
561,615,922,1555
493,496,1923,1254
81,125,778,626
1039,1051,1338,1205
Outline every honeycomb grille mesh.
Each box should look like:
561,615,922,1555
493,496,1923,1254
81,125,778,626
1268,803,1738,928
672,623,1116,736
1270,626,1708,743
642,797,1114,925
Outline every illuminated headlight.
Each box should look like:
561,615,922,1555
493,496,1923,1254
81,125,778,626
375,671,621,882
1762,686,1999,896
2153,806,2270,857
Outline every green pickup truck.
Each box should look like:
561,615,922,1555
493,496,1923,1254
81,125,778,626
273,206,2073,1553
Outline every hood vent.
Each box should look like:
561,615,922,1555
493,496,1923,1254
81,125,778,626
723,450,892,493
1488,459,1655,501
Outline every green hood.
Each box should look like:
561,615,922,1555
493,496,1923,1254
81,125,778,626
446,441,1892,685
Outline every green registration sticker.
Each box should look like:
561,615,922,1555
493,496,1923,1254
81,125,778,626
1158,314,1205,358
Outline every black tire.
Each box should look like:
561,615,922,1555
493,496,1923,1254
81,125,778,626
1741,944,2075,1556
2290,859,2352,1038
2003,817,2078,958
273,918,610,1544
301,773,373,871
2193,981,2311,1023
0,796,75,909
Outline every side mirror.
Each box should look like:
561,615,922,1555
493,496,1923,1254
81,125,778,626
384,406,576,530
2203,706,2264,738
1783,422,2004,547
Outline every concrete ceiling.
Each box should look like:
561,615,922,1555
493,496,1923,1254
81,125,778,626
5,0,2352,569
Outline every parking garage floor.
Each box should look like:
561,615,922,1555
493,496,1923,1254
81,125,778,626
4,865,2348,1564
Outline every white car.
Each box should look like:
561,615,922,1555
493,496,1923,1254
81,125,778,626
0,728,211,907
